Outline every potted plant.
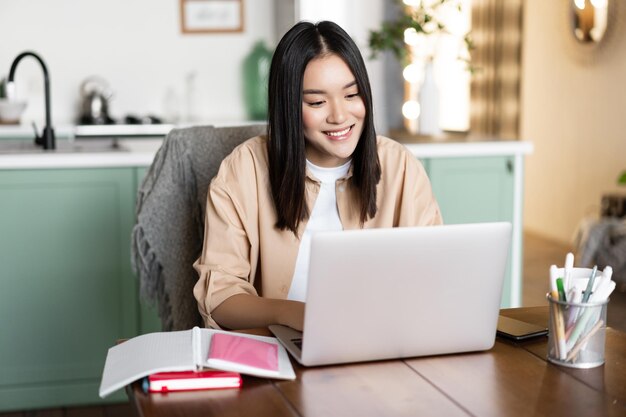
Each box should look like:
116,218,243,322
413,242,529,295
368,0,475,134
368,0,475,69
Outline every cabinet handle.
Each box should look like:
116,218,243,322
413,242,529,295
506,159,513,174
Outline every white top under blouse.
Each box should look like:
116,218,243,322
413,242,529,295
287,159,351,301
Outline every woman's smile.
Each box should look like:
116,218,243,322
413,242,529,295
324,125,354,140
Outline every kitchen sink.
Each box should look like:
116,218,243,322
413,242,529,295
0,139,123,154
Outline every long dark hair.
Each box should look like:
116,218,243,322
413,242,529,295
267,21,380,234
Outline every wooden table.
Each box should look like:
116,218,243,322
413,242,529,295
126,307,626,416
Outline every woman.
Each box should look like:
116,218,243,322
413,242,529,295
193,21,442,331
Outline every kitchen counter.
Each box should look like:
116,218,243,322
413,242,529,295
391,129,534,158
402,139,533,158
0,131,533,170
0,121,262,169
0,139,163,169
0,123,170,140
0,120,262,140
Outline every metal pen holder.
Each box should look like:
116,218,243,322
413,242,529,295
547,293,608,369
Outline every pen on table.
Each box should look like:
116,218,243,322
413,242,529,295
563,252,574,292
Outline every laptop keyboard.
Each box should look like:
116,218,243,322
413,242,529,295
291,338,303,350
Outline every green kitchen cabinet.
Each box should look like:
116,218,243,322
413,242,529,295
424,156,516,307
0,168,138,411
427,156,514,224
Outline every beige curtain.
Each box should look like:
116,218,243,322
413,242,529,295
470,0,524,139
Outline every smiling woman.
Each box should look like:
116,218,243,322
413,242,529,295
192,20,443,333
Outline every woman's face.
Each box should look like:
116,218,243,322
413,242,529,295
301,54,366,167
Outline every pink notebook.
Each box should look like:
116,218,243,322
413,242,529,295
208,333,279,371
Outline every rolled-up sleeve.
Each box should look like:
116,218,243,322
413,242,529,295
193,177,257,329
400,153,443,226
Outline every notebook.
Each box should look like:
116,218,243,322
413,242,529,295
269,222,512,366
99,328,295,398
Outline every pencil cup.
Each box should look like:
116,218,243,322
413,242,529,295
546,293,608,368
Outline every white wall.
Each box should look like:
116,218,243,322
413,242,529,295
0,0,388,130
521,0,626,244
0,0,275,125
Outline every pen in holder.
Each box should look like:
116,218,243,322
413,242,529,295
547,259,615,368
546,292,608,368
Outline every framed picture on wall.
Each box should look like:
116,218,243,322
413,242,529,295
180,0,244,33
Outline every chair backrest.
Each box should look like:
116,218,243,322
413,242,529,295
131,124,266,331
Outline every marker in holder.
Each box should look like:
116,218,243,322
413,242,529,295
547,292,608,369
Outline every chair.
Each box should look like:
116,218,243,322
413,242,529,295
131,124,266,331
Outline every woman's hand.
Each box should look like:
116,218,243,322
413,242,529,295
277,300,305,331
212,294,305,331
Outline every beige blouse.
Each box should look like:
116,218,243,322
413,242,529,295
193,135,443,328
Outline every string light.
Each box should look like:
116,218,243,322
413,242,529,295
404,28,421,46
402,63,423,83
402,100,421,120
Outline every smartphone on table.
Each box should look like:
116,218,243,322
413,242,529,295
496,315,548,341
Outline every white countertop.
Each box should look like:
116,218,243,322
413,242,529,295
0,121,252,169
0,139,163,169
404,140,534,158
0,136,533,170
0,120,262,139
0,123,170,139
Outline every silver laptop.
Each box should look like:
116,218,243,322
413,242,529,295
269,222,512,366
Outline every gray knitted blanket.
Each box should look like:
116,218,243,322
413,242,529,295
130,124,266,330
577,217,626,291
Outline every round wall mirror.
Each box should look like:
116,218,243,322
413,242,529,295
571,0,609,43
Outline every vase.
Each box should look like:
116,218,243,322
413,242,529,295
418,61,442,136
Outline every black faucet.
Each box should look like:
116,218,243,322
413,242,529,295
8,51,55,150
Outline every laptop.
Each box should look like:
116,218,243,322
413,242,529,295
269,222,512,366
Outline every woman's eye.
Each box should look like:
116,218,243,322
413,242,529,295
346,93,359,99
307,101,324,107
